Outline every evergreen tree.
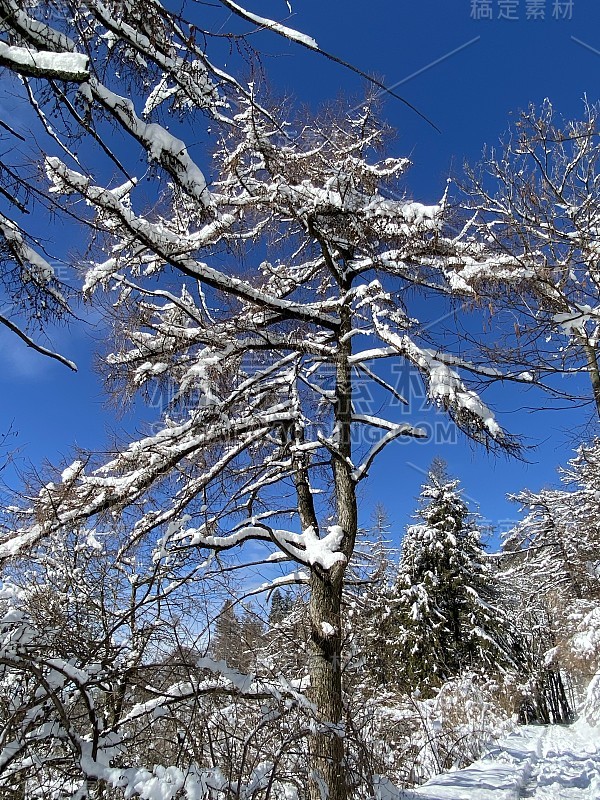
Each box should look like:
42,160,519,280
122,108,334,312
211,600,263,672
389,459,513,695
268,589,295,627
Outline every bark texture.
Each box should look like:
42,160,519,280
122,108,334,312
307,295,357,800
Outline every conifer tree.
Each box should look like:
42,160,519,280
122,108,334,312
389,459,513,695
211,600,263,672
268,589,295,627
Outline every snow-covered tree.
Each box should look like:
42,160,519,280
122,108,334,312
0,0,326,369
502,438,600,721
456,100,600,418
0,0,433,374
0,123,77,370
0,13,88,371
506,439,600,603
0,528,198,795
0,93,523,798
0,4,532,797
388,459,514,695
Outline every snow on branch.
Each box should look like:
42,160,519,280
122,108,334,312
272,525,347,570
0,418,298,561
88,0,223,115
218,0,319,49
443,253,536,295
173,519,346,572
172,523,274,551
372,321,506,444
248,570,311,597
45,158,340,330
0,214,69,312
0,41,89,81
218,0,439,130
90,82,212,206
0,215,76,369
0,314,77,371
2,1,214,205
121,656,311,714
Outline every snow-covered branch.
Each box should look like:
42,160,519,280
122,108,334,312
0,42,89,81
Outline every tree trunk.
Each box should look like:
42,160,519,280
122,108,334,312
288,388,350,800
308,573,346,800
307,292,357,800
306,284,356,800
582,340,600,420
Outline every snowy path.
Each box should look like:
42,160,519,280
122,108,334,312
403,719,600,799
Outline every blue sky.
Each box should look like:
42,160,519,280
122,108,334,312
1,0,600,546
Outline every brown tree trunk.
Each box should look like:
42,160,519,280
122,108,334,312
307,294,357,800
308,573,346,800
288,390,350,800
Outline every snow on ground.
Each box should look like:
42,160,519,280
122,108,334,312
403,719,600,799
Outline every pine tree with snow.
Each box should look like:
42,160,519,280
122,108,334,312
389,459,513,695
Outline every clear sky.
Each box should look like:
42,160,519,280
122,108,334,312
1,0,600,546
